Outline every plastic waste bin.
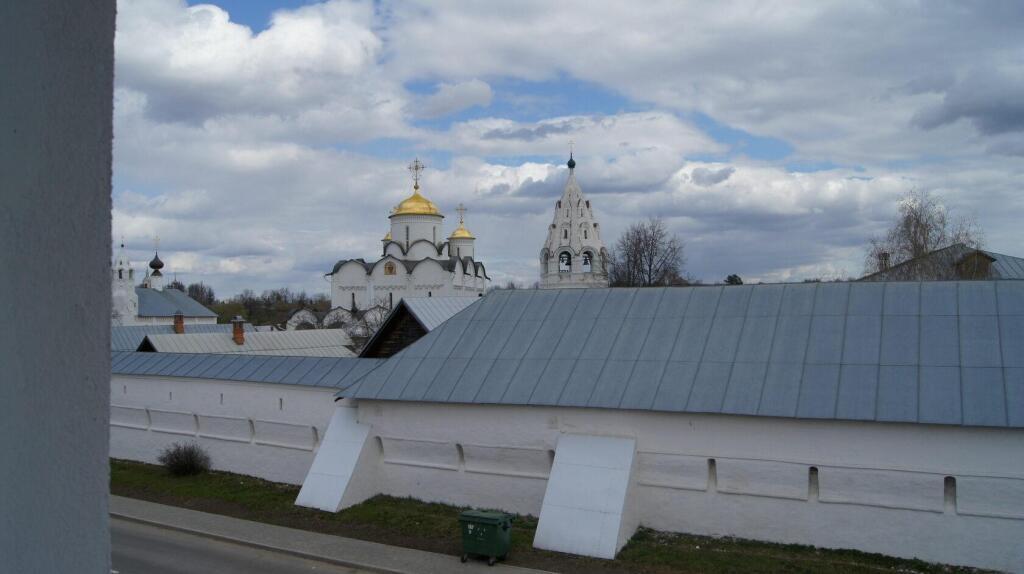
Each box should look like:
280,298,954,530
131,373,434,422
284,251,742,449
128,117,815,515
458,510,512,566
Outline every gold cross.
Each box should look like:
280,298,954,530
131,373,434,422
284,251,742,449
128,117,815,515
456,203,467,224
408,158,425,189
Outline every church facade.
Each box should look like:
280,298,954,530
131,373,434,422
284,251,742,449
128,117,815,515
539,154,610,288
327,160,489,311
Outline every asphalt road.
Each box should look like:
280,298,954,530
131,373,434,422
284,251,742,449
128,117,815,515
111,518,372,574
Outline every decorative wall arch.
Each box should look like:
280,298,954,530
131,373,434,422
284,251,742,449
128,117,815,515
285,308,321,331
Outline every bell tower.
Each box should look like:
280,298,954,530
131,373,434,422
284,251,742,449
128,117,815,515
539,147,609,289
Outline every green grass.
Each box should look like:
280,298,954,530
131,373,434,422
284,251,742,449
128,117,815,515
111,459,985,574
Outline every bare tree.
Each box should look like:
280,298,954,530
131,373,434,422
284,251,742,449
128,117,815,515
186,282,216,305
608,218,687,287
864,189,984,280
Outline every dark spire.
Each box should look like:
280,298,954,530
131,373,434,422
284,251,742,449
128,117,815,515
567,139,576,169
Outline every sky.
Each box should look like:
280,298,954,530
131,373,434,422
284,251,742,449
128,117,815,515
112,0,1024,298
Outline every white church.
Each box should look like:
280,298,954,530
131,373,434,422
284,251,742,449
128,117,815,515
326,160,490,311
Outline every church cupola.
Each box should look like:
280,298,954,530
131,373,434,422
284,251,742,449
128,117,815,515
389,158,444,250
149,251,164,276
448,203,476,260
539,146,609,289
142,237,165,289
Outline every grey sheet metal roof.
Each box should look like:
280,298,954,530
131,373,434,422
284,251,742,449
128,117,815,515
112,351,384,388
112,323,245,351
402,296,480,331
136,287,218,318
141,329,355,357
342,282,1024,429
984,249,1024,280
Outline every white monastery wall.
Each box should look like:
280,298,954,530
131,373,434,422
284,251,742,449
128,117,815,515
110,374,339,485
347,401,1024,572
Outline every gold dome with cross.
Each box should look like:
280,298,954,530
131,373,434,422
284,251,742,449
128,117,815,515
448,203,475,239
391,158,442,217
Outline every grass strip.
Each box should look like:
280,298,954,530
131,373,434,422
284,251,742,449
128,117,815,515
111,459,983,574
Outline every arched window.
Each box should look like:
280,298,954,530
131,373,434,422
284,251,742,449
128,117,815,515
118,269,123,280
582,252,593,272
556,200,561,209
559,252,571,272
351,292,356,309
384,262,396,275
389,292,393,308
584,229,588,239
563,229,568,240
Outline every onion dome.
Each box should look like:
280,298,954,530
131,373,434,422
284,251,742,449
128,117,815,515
149,251,164,275
391,184,441,217
567,152,576,170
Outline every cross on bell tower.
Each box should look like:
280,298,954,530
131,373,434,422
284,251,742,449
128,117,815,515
456,203,467,225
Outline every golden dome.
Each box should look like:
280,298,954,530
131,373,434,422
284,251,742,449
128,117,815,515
449,222,475,240
391,185,441,217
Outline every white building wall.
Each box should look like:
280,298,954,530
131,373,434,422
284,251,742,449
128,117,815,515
110,375,338,485
350,401,1024,572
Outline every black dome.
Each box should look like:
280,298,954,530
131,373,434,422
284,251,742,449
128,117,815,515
149,251,164,270
567,154,576,169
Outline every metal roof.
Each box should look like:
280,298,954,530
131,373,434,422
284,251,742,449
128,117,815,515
402,296,480,331
342,282,1024,429
112,351,384,388
985,249,1024,280
136,287,217,318
140,329,355,357
112,323,245,351
861,244,1024,281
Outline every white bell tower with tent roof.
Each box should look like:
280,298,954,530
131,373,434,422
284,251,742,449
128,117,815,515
539,144,609,289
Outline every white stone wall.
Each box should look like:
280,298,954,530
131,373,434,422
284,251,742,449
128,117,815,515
352,401,1024,572
111,375,338,485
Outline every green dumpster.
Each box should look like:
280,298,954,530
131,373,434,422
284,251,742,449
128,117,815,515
458,510,512,566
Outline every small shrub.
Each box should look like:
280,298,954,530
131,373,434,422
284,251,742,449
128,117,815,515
158,442,211,476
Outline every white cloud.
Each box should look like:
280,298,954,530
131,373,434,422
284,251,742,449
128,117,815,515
418,79,493,118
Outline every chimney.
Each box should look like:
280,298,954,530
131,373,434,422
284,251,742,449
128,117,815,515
173,310,185,334
231,316,245,345
878,251,891,271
